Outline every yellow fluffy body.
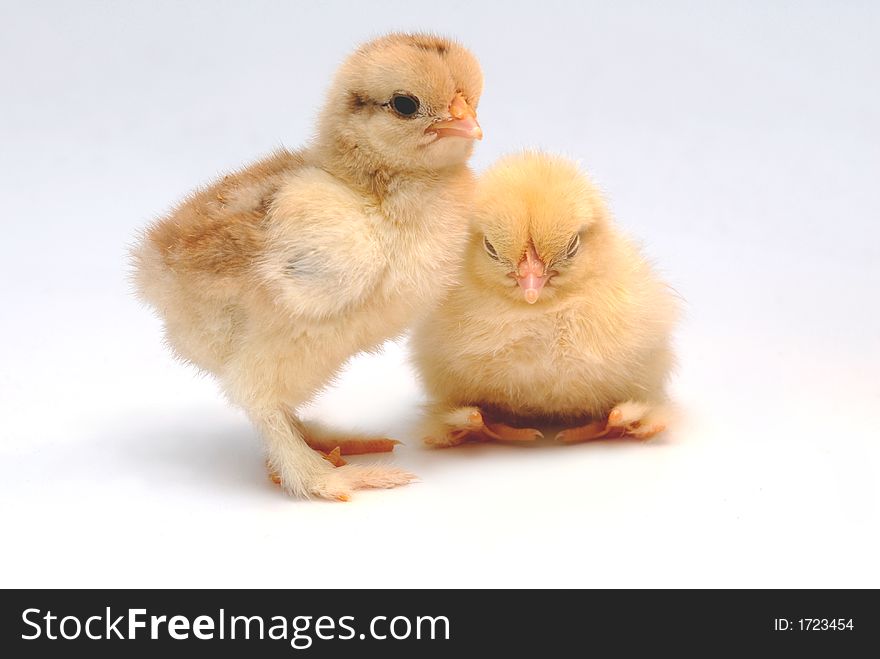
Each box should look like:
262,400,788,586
412,152,679,445
132,34,482,499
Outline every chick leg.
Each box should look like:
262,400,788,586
252,406,415,501
267,444,345,480
253,407,336,495
268,415,350,473
423,405,543,447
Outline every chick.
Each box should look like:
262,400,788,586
132,33,483,500
412,152,679,447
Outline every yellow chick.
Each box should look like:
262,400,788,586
412,152,679,447
132,33,483,500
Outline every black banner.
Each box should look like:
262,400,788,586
1,589,875,655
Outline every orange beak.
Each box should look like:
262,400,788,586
427,92,482,140
515,243,549,304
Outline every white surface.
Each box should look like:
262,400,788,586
1,0,878,588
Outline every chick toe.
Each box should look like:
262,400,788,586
308,465,417,501
306,436,400,456
426,406,542,446
556,420,613,443
627,423,666,440
482,421,543,442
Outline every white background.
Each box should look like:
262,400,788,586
1,1,878,588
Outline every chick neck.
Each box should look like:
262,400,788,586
311,131,465,205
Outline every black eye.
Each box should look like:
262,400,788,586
565,234,580,258
390,94,420,117
483,236,500,260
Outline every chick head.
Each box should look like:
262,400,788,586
469,152,611,306
319,33,483,171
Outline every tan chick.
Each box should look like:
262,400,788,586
132,33,483,500
412,152,679,447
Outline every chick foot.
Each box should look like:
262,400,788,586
307,464,418,502
268,461,416,500
606,400,669,439
425,406,543,447
556,401,670,443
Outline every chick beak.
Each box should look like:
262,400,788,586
515,243,549,304
427,93,482,140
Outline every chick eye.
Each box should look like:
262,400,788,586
565,234,581,259
390,93,420,117
483,236,500,260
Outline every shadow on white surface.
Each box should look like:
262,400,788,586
110,411,269,497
